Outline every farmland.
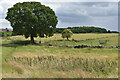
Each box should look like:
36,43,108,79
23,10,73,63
1,33,118,78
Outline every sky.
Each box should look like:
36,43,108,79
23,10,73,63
0,0,119,31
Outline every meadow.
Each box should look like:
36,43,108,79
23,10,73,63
1,33,118,78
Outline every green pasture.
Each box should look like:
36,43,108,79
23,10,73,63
1,33,118,78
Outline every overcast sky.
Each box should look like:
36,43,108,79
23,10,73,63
0,0,119,31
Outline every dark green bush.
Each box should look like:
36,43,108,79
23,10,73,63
12,32,17,36
0,32,12,37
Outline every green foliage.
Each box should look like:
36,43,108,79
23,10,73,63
0,32,13,37
62,29,73,40
5,2,58,43
0,32,18,37
11,32,17,36
54,28,64,33
108,30,111,33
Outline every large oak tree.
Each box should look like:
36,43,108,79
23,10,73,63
6,2,58,44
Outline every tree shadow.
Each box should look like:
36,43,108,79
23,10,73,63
2,40,39,48
53,39,84,42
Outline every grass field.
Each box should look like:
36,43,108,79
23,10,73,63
1,33,118,78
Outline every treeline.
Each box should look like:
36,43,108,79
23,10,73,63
0,32,16,37
53,26,118,33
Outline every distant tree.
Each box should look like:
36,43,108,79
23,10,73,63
54,27,108,33
62,29,73,40
108,30,111,33
111,31,119,33
5,28,9,32
5,2,58,44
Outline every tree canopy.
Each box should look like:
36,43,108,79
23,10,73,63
62,29,73,40
5,2,58,44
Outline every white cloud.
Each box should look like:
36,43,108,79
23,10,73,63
43,3,62,12
77,2,118,17
76,9,88,16
0,19,11,29
0,19,6,23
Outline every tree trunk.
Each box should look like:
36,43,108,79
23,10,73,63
67,37,69,40
30,34,35,44
39,37,41,44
